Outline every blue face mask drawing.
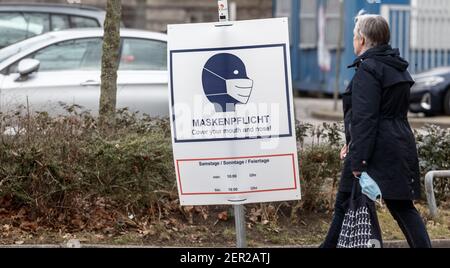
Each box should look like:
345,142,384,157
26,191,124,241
357,172,383,206
202,53,253,112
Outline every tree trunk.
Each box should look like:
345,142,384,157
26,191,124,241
99,0,121,134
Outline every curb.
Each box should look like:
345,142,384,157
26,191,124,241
1,240,449,248
310,109,344,122
311,109,450,129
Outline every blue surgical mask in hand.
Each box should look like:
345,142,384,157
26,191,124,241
357,172,383,206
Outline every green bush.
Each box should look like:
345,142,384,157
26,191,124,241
0,107,176,221
415,125,450,201
295,122,344,212
0,108,448,227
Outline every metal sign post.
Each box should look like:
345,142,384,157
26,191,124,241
217,0,247,249
233,203,247,248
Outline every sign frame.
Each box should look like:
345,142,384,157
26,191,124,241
169,44,293,143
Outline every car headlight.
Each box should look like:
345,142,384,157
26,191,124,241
412,76,445,91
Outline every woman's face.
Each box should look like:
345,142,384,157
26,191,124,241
353,30,364,56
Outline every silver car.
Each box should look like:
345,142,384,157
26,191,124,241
0,28,169,117
0,3,106,49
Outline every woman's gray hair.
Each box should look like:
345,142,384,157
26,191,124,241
354,12,391,48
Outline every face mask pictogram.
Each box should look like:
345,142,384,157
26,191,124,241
202,53,254,112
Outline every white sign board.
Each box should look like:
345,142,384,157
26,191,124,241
168,18,301,206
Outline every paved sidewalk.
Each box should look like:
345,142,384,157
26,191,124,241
295,97,450,129
310,108,450,129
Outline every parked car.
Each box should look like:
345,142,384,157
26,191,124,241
0,28,169,117
0,3,106,49
409,67,450,116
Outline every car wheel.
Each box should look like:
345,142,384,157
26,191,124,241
445,89,450,116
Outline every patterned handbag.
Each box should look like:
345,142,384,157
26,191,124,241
337,179,383,248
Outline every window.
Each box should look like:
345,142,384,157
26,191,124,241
274,0,343,49
119,38,167,71
300,0,317,48
0,12,50,48
24,13,50,34
325,0,342,47
51,14,70,31
299,0,343,48
275,0,292,42
70,16,99,28
78,39,103,70
0,12,28,48
8,38,102,73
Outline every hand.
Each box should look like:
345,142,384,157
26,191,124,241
340,144,348,160
353,171,362,178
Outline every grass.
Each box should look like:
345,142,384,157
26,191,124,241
2,202,447,247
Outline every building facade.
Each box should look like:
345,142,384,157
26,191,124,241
275,0,450,93
6,0,449,93
6,0,273,32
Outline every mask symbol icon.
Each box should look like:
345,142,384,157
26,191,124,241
202,53,253,112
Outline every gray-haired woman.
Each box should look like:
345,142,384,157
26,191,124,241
321,14,432,248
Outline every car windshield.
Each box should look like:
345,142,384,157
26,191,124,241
0,34,55,63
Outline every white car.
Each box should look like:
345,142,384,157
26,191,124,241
0,3,108,49
0,28,169,117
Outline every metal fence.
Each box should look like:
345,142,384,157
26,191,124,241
381,4,450,74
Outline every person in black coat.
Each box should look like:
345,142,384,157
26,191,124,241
321,14,432,248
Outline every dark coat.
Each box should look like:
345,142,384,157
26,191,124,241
339,44,421,200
